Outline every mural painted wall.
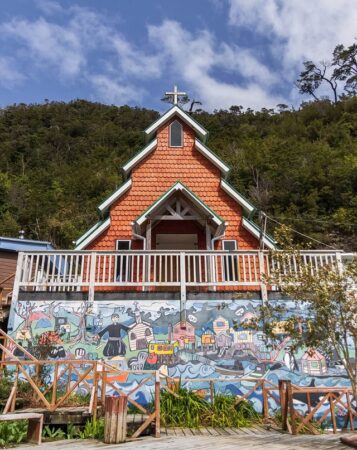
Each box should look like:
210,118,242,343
7,298,354,415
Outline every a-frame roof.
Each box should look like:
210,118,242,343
135,181,224,226
145,105,208,142
74,103,276,250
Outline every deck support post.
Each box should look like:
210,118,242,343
258,251,268,305
11,251,24,304
88,252,96,302
180,252,186,321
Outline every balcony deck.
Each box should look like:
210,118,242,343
11,249,354,302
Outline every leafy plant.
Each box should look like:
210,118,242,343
42,425,66,440
66,423,80,439
161,385,210,428
161,386,260,428
78,419,104,440
0,421,27,448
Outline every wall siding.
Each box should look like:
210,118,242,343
88,119,258,251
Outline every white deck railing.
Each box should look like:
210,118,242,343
11,249,352,302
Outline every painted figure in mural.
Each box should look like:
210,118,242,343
94,313,129,357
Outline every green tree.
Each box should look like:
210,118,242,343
255,227,357,401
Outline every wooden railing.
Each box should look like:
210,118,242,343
0,336,160,438
164,375,356,434
263,379,356,434
0,337,355,437
11,249,351,301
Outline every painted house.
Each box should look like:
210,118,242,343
213,316,229,335
301,349,328,376
201,328,216,351
171,320,195,349
128,305,153,351
230,327,254,345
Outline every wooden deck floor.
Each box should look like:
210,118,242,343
19,433,351,450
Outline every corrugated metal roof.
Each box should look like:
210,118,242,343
0,236,54,252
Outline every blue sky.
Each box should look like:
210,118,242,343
0,0,356,112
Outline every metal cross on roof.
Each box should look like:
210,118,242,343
165,85,187,105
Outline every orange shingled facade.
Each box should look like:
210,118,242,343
86,118,258,251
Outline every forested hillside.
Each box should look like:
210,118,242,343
0,98,356,250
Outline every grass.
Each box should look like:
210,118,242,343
160,386,260,428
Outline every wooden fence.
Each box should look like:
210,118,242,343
164,375,356,435
0,336,160,438
1,334,355,437
265,379,357,435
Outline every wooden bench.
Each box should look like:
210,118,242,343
0,413,44,445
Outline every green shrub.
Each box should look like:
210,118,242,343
161,387,261,428
78,419,104,440
0,421,27,448
42,425,66,440
161,387,209,428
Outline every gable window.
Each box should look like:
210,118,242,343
169,120,183,147
222,240,238,282
116,240,131,282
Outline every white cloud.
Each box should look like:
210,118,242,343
89,75,143,105
1,17,85,77
228,0,357,77
148,20,283,110
0,6,162,105
35,0,63,16
0,56,25,89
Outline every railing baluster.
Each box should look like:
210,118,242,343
242,255,246,283
247,255,252,283
165,255,168,282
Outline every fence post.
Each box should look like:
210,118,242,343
88,252,96,302
262,380,269,420
336,251,344,275
155,370,161,438
329,393,337,434
210,381,215,404
286,380,297,435
104,396,128,444
346,392,355,431
51,362,59,407
180,252,186,321
92,362,99,420
279,380,288,431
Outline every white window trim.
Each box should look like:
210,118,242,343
116,239,132,251
115,240,132,282
222,240,237,251
222,240,237,281
145,105,208,141
169,120,183,148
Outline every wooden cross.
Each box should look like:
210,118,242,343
165,85,186,105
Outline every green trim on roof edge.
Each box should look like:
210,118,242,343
75,218,107,247
135,180,224,224
222,179,256,213
144,105,209,143
243,217,277,246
